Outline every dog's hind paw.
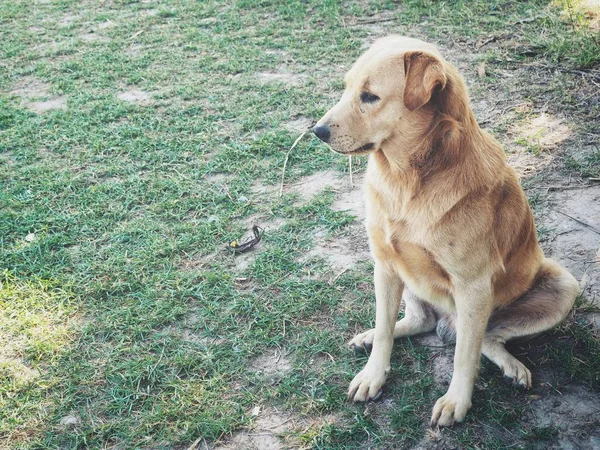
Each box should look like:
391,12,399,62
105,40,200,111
348,329,374,353
502,360,532,389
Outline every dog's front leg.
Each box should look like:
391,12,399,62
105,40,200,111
430,280,493,426
348,262,404,402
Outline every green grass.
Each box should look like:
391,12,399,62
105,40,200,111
1,0,599,448
565,149,600,178
400,0,600,68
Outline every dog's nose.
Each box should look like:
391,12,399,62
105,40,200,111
312,124,331,143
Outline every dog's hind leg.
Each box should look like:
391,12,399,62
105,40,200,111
349,289,437,352
482,258,579,388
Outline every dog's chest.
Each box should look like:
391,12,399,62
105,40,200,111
374,189,436,248
366,190,454,305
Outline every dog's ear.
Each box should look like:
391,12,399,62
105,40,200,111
403,51,447,111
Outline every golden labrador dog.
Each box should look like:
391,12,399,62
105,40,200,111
312,36,579,427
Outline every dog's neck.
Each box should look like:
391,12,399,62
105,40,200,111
370,106,501,197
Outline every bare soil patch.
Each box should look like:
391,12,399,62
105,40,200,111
526,383,600,448
11,78,67,113
542,185,600,305
29,97,67,113
178,250,218,272
331,172,366,221
125,43,145,57
243,214,287,232
258,70,307,87
303,232,370,273
515,113,571,151
79,32,111,43
284,116,314,134
58,13,81,27
250,179,277,196
414,333,454,388
214,407,295,450
285,170,348,201
507,150,555,178
249,349,291,377
97,20,116,31
117,88,152,104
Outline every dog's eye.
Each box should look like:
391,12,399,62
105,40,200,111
360,91,380,103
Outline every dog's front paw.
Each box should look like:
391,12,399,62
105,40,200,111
348,329,375,353
430,392,472,427
347,364,388,402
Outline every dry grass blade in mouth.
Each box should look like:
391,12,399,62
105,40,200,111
279,128,311,197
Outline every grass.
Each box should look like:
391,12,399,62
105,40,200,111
1,0,599,448
565,150,600,178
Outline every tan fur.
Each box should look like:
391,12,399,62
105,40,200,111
314,36,579,427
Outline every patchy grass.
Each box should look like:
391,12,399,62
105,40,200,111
1,0,599,449
0,273,80,445
401,0,600,68
565,149,600,178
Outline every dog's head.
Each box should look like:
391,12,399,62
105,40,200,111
313,36,458,156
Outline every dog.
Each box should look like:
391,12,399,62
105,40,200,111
312,36,579,427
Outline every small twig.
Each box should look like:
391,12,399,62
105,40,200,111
556,210,600,236
263,417,294,431
589,178,600,182
323,352,335,362
427,350,443,362
348,156,353,188
479,102,527,125
149,345,166,378
186,437,208,450
476,33,503,48
279,129,311,197
528,185,590,191
129,29,145,40
329,267,349,285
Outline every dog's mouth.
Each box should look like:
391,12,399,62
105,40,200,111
333,142,375,155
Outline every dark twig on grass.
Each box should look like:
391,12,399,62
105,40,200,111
525,63,600,82
543,185,588,191
356,17,398,25
510,15,547,25
527,185,589,191
479,103,527,125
